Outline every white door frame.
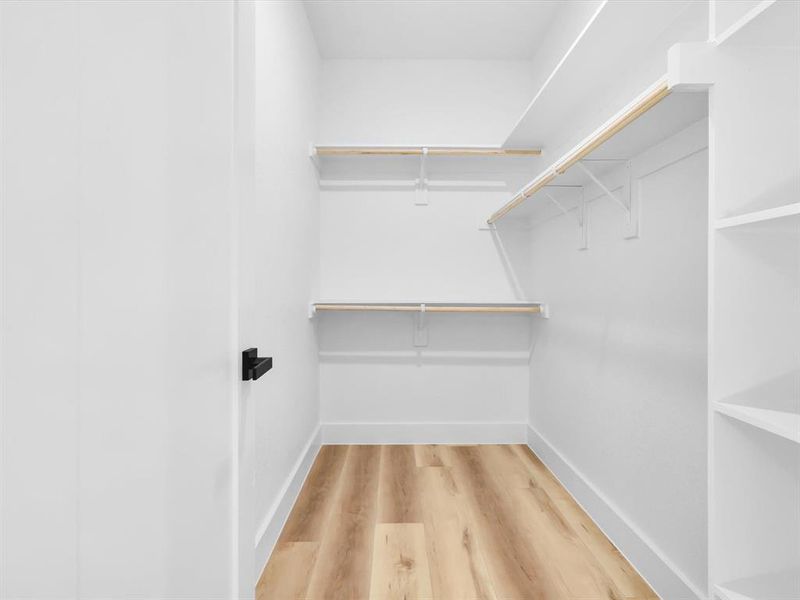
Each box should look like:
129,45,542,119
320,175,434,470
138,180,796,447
232,0,257,597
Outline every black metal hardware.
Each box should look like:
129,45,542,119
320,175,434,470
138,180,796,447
242,348,273,381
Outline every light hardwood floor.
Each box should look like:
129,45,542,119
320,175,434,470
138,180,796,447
257,444,658,600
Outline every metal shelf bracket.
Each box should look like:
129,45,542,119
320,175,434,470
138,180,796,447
413,303,429,346
577,159,639,239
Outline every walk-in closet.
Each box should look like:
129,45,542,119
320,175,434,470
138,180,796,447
1,1,797,599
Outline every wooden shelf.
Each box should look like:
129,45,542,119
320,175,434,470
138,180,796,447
716,568,800,600
714,401,800,445
715,202,800,229
311,301,544,315
313,145,544,185
488,85,707,224
313,146,541,157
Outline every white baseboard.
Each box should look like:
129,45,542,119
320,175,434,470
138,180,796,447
254,424,322,584
527,426,705,600
322,421,527,445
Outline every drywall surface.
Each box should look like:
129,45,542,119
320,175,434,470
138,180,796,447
319,59,537,146
320,189,530,301
1,2,243,598
317,59,538,432
318,309,531,428
0,4,81,595
253,0,321,570
525,124,708,594
318,188,533,430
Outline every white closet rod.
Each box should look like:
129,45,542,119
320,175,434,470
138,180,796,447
487,82,671,224
313,303,542,314
314,146,542,157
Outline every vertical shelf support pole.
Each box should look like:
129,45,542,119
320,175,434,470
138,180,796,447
624,168,641,240
413,303,429,346
578,188,588,251
308,143,321,173
415,147,429,205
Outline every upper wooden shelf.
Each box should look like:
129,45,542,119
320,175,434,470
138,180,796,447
487,84,708,224
312,145,544,187
313,146,541,158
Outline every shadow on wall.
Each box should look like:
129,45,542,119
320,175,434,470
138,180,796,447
489,221,536,301
316,311,534,366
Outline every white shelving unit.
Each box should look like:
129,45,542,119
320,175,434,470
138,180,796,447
310,301,546,348
310,145,543,180
713,401,800,445
715,203,800,230
716,568,800,600
487,82,708,239
707,2,800,598
310,144,545,203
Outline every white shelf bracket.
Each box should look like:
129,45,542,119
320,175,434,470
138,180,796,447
415,147,429,205
543,190,571,218
577,160,639,240
625,175,641,240
413,303,429,346
544,185,587,250
577,188,588,251
308,143,321,173
577,160,629,214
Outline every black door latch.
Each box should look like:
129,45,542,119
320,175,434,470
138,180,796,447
242,348,273,381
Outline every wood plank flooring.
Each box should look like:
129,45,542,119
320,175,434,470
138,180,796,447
257,444,658,600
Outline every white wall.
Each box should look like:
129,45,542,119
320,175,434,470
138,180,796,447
319,59,536,145
1,2,246,598
252,0,321,572
524,121,708,597
1,4,81,595
317,60,537,437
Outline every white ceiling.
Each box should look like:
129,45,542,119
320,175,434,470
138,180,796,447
303,0,562,60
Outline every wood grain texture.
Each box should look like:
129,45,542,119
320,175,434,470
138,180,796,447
414,444,449,467
378,445,421,523
277,445,348,543
419,465,496,599
258,445,657,600
370,523,433,599
305,446,381,600
256,542,319,600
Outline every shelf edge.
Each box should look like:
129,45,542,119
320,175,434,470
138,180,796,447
713,401,800,444
715,202,800,229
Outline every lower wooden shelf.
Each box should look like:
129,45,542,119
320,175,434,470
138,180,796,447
310,301,546,315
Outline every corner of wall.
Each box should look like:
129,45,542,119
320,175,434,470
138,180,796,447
254,424,322,584
526,425,706,600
